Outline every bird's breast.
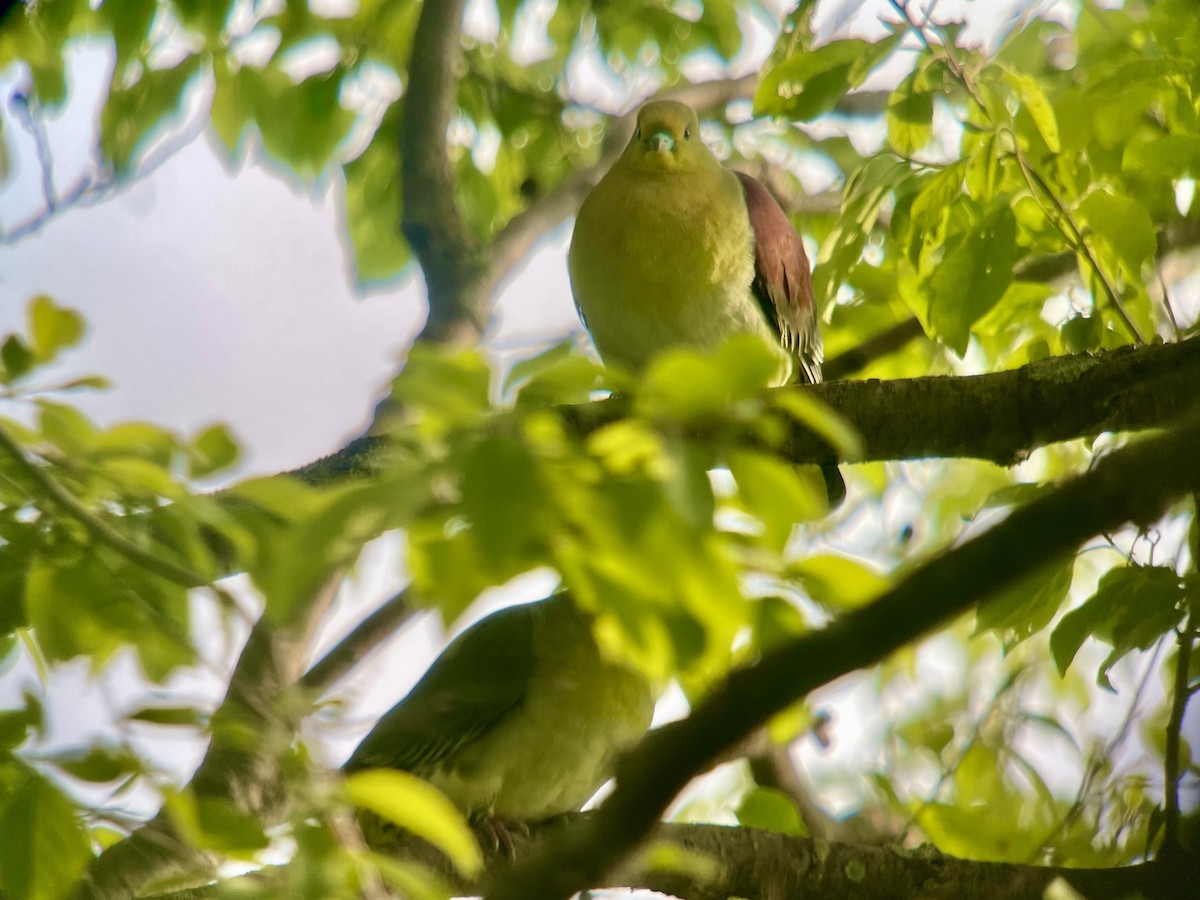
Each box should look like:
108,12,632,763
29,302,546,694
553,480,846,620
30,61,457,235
569,170,775,373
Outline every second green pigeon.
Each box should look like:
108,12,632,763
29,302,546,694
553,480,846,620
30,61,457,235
343,593,655,823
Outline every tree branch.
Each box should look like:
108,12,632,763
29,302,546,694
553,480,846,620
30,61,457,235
299,586,417,694
560,335,1200,467
400,0,484,346
1161,612,1196,858
137,817,1189,900
823,316,924,381
71,579,344,899
313,338,1200,484
482,408,1200,900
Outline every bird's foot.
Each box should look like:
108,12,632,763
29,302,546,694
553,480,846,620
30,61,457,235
473,814,530,859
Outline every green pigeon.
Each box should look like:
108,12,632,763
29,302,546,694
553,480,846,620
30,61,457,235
343,594,655,825
569,99,843,504
569,99,822,390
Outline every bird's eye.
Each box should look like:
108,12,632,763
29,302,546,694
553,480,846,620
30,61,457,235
684,127,691,140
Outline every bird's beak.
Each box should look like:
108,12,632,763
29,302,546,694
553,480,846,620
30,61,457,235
645,131,674,153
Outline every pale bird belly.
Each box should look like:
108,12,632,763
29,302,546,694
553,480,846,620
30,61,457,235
572,185,790,383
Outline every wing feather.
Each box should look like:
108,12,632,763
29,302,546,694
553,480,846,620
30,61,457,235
343,602,539,775
735,171,822,385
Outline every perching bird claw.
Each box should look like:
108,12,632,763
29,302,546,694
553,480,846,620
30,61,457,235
474,814,530,859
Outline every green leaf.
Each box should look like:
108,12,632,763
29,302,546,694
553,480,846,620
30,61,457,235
735,787,806,836
188,423,240,479
343,104,411,282
504,342,600,405
101,0,157,67
461,435,545,566
1122,135,1200,177
916,801,1042,861
635,841,721,882
36,400,99,454
1050,565,1185,679
789,553,890,610
728,451,825,550
1077,190,1155,274
164,792,269,857
0,692,41,751
46,745,140,783
976,556,1074,647
126,705,203,727
1004,69,1060,153
637,335,780,423
250,483,396,626
101,56,202,172
887,70,934,155
1,335,34,383
172,0,235,41
344,769,483,877
755,36,901,120
927,204,1018,355
387,345,493,434
0,771,91,900
247,66,354,177
366,853,454,900
25,549,194,679
53,375,112,392
23,297,81,361
210,57,253,156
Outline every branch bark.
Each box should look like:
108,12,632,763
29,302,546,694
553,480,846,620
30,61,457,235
482,408,1200,900
318,337,1200,484
564,336,1200,466
400,0,483,346
71,580,344,899
138,818,1189,900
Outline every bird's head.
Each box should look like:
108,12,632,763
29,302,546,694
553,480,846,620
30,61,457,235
619,100,712,174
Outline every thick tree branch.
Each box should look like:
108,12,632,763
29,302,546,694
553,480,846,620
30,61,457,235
482,409,1200,900
401,0,484,345
139,817,1186,900
72,579,344,899
564,336,1200,466
317,338,1200,483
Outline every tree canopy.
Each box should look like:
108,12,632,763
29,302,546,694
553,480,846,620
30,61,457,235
0,1,1197,899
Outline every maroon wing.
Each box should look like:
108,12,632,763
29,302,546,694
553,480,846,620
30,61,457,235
735,171,822,385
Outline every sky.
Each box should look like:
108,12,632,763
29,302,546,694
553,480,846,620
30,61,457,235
0,0,1187,848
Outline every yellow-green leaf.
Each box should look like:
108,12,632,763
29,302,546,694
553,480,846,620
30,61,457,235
344,769,482,877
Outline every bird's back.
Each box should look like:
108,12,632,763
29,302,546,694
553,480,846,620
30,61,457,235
344,596,654,822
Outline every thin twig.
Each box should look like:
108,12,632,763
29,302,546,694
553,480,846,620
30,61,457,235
903,668,1026,838
1161,613,1196,857
300,587,417,694
1029,637,1165,861
823,317,925,380
1,112,209,245
12,88,57,211
1015,158,1145,345
888,0,1145,346
0,422,206,589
